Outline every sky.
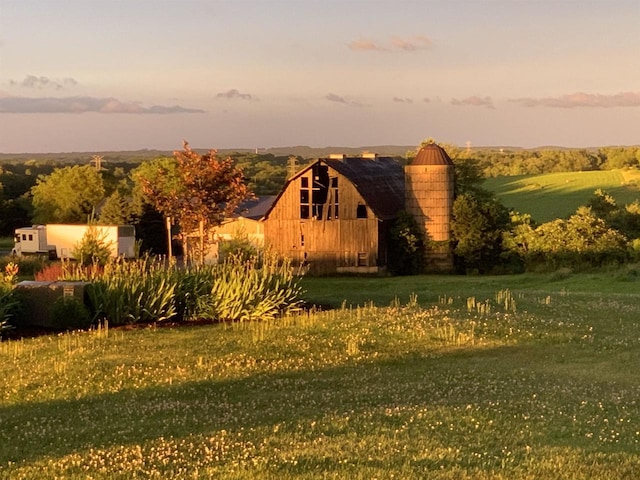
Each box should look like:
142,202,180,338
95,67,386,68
0,0,639,153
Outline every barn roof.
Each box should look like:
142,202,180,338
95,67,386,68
263,156,405,220
323,157,404,219
411,142,454,166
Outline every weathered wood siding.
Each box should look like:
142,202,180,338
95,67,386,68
264,166,381,274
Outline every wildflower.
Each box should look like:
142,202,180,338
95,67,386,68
3,262,18,284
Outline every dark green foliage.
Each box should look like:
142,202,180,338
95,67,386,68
50,297,92,330
387,211,426,275
452,193,511,274
0,290,19,334
586,189,640,241
504,206,629,271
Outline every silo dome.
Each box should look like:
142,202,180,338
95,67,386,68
411,142,454,166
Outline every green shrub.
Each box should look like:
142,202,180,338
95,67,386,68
72,225,114,266
50,297,92,330
218,228,259,263
387,211,426,275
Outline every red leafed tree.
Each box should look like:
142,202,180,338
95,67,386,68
140,141,252,261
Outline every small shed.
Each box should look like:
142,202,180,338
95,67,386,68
185,195,276,263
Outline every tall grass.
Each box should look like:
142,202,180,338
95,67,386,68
197,252,303,322
52,253,304,326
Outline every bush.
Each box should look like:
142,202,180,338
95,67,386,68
72,225,114,266
387,211,426,275
50,297,92,330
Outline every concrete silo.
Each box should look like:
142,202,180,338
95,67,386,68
404,141,455,271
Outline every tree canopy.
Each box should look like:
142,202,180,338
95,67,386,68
30,165,105,224
136,142,252,252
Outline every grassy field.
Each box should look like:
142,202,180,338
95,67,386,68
483,169,640,222
2,272,640,479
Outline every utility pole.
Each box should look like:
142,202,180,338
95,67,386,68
91,155,104,171
287,155,298,177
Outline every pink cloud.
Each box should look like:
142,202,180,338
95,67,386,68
348,39,388,52
450,96,494,109
391,35,432,51
348,35,432,53
510,91,640,108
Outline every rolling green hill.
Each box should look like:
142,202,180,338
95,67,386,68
483,169,640,222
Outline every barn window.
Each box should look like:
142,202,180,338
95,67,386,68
356,204,368,218
311,165,329,219
330,177,339,219
300,165,339,220
300,176,311,218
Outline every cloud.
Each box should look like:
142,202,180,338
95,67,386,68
9,75,79,90
391,35,432,51
348,35,432,53
450,96,494,109
393,97,413,104
509,91,640,108
325,93,365,107
216,89,253,100
348,39,388,52
0,96,205,114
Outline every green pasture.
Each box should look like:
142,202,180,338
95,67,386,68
483,169,640,222
2,272,640,479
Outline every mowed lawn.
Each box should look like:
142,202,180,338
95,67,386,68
483,169,640,222
2,273,640,479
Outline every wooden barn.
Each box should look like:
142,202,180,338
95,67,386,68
262,153,405,275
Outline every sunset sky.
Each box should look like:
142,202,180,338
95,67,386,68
1,0,638,153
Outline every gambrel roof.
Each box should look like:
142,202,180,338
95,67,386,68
263,156,405,221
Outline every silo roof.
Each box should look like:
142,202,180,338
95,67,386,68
410,143,454,166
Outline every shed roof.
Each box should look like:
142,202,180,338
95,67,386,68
236,195,277,220
410,142,454,166
263,156,405,221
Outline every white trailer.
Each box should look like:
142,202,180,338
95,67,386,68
12,224,136,259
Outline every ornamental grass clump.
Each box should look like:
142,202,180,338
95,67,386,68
198,252,303,322
84,257,177,326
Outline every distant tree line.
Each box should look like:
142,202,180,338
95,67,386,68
444,145,640,177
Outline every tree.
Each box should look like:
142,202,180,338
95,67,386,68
451,193,511,273
387,210,426,275
136,142,252,262
30,165,105,224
